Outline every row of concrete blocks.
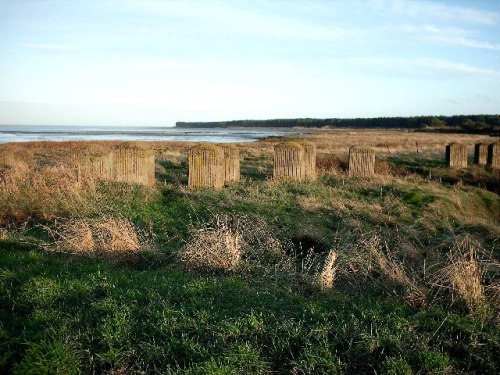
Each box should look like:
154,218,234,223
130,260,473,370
187,142,377,189
70,147,156,186
446,142,500,169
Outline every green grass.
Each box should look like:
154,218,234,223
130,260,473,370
388,152,500,194
1,243,498,374
1,151,499,374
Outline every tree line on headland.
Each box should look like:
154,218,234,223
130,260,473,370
176,115,500,135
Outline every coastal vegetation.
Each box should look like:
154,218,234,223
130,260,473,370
1,131,499,374
176,115,500,135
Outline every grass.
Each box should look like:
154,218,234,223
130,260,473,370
1,243,499,374
1,139,499,374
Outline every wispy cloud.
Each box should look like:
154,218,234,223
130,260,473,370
425,36,500,51
369,0,500,25
123,1,359,41
127,60,206,70
24,43,77,51
339,57,500,81
389,23,500,51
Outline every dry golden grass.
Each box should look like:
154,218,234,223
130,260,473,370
286,129,498,155
48,217,146,260
180,215,243,272
317,250,338,291
0,161,96,222
1,130,497,173
0,227,8,240
0,161,31,194
316,153,347,174
431,238,486,312
361,235,427,308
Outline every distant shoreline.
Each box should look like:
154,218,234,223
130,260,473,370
176,115,500,136
0,125,307,144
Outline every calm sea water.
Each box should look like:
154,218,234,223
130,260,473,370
0,125,306,144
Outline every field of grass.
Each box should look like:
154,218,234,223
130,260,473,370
1,133,499,374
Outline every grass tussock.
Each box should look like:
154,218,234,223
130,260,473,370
180,215,243,272
0,227,8,240
317,250,338,290
431,237,494,314
179,214,297,275
46,217,150,261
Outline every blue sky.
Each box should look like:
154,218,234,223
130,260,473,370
0,0,499,126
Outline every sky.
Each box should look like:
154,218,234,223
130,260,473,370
0,0,499,126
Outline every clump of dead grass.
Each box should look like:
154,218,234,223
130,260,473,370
363,235,427,308
179,215,243,272
430,237,490,313
328,232,428,308
317,250,338,290
179,214,294,274
46,217,150,261
0,227,8,240
0,161,31,195
330,232,498,315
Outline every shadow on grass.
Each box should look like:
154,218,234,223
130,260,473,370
240,157,273,181
388,154,500,194
157,160,188,185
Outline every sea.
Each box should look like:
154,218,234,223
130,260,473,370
0,125,306,144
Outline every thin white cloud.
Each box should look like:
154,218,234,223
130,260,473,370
116,58,316,76
24,43,77,51
425,36,500,51
127,61,207,70
387,23,500,51
122,0,358,41
339,57,500,81
369,0,500,25
418,58,498,77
